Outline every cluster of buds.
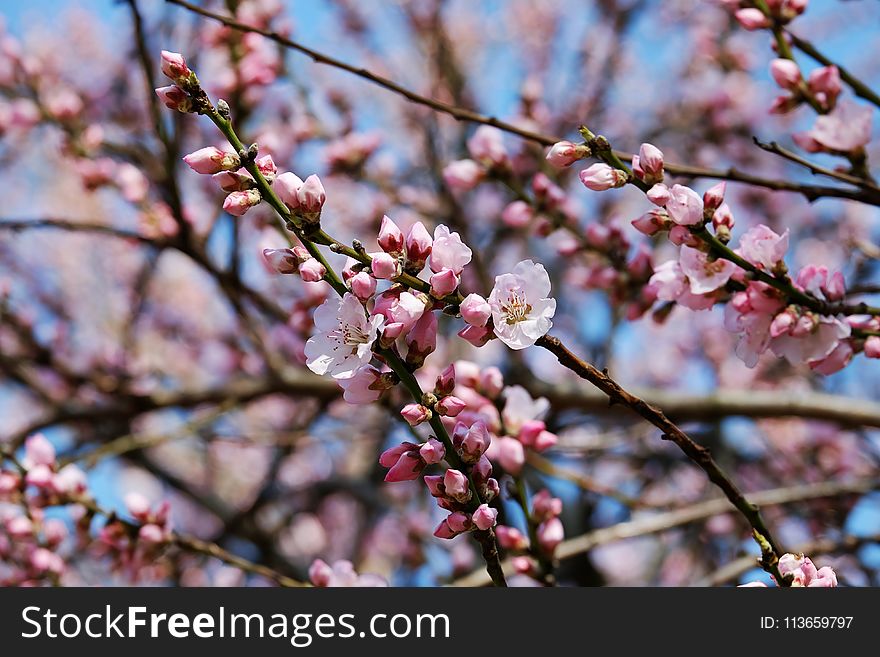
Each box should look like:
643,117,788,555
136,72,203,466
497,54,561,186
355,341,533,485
262,245,327,282
96,493,173,580
427,461,499,540
769,59,841,114
732,1,808,30
0,506,69,585
155,50,200,113
496,488,564,577
740,552,837,587
6,434,88,504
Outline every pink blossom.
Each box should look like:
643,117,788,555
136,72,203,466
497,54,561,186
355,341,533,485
794,101,873,153
297,174,326,213
467,126,507,166
24,433,55,468
579,163,627,191
807,66,841,107
443,159,484,191
370,252,399,279
865,336,880,358
349,271,377,301
770,59,801,91
735,8,771,30
646,184,671,207
298,258,326,282
456,420,491,463
154,85,191,112
183,146,240,175
496,526,529,551
405,311,437,365
261,248,297,274
430,225,472,275
809,340,853,374
703,182,726,212
223,189,262,216
472,504,498,530
537,517,564,554
378,215,404,255
400,403,431,426
256,154,276,182
678,245,738,294
501,201,534,228
545,140,582,168
436,395,467,417
532,490,563,521
493,436,525,474
160,50,191,83
632,209,668,235
443,469,471,503
737,225,789,270
429,269,459,298
372,289,426,334
405,222,433,271
488,260,556,350
635,143,664,182
435,363,457,396
460,293,491,327
274,171,304,209
665,184,704,226
338,365,385,404
419,438,445,465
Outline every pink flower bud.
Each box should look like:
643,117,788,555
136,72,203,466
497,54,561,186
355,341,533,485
30,547,64,574
436,395,466,417
546,140,581,168
472,504,498,530
501,200,534,228
384,452,424,483
405,222,433,271
822,271,845,301
51,464,86,495
770,59,802,91
160,50,191,83
735,8,771,30
419,438,445,465
533,430,558,452
517,419,546,447
275,171,304,209
371,252,400,279
479,367,504,398
443,469,471,502
183,147,241,175
703,182,726,212
865,336,880,358
631,209,668,236
637,143,664,180
406,311,437,366
467,126,507,166
457,324,493,347
138,523,166,545
808,66,841,102
433,519,459,539
447,511,473,534
532,490,563,521
460,420,491,463
537,517,564,555
24,433,56,467
646,183,671,207
262,248,298,274
223,189,261,216
496,525,529,551
666,184,704,226
297,174,326,214
381,322,406,343
213,171,254,192
496,436,525,474
155,85,191,112
460,293,491,327
125,492,152,521
443,159,484,191
6,515,33,538
379,442,418,468
0,471,20,495
430,268,460,298
579,163,627,191
298,258,326,282
378,215,404,255
256,154,277,182
309,559,333,587
349,271,377,300
809,566,838,587
435,364,456,397
25,464,54,489
400,403,432,427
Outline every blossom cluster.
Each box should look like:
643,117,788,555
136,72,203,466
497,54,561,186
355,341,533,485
740,553,838,587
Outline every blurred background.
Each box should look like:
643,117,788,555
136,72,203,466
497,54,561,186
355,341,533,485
1,0,880,586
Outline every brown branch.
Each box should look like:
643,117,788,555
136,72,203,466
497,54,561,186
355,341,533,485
453,477,878,587
536,333,785,577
